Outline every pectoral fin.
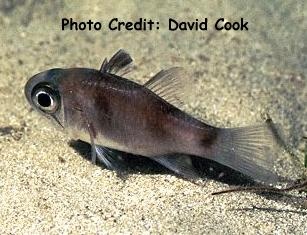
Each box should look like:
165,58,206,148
151,154,199,178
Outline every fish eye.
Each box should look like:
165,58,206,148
32,86,59,113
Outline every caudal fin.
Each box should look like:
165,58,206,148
208,123,280,184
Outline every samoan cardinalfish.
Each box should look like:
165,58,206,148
25,49,281,184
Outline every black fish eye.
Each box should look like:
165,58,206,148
32,86,59,113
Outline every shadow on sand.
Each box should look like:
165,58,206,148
68,139,254,186
69,139,307,214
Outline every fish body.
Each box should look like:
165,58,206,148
25,50,279,183
58,68,216,157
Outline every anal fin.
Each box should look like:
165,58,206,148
151,155,199,179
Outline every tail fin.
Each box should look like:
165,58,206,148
209,123,280,184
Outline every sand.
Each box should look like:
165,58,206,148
0,0,306,234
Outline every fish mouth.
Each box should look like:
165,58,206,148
24,76,36,105
51,114,65,129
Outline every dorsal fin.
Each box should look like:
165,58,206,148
100,49,133,76
144,67,192,107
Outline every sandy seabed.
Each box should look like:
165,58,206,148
0,1,306,234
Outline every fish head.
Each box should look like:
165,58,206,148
25,68,66,129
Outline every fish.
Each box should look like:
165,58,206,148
24,49,280,183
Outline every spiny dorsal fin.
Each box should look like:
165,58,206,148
100,49,133,76
144,67,192,107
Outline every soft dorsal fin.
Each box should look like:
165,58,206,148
144,67,192,107
100,49,133,76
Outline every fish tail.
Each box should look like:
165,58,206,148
203,123,281,183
